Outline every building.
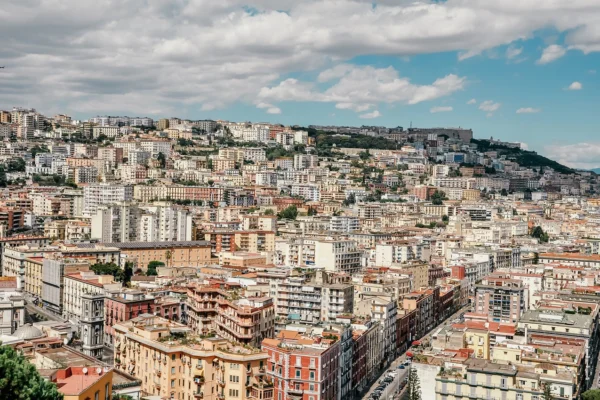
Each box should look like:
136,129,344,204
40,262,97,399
435,358,577,400
104,241,211,270
42,255,91,314
262,331,341,400
314,239,362,274
104,290,155,347
52,366,114,400
63,271,116,324
474,273,528,323
113,315,271,400
83,184,134,216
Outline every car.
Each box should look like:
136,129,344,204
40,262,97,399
398,365,405,369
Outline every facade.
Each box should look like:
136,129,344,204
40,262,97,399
262,333,341,400
113,315,271,400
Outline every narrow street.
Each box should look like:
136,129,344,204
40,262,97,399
362,304,470,399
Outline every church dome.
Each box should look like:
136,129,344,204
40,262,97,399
13,324,44,340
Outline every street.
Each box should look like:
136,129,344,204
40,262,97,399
362,304,470,399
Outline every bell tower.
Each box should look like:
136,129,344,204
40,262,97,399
80,293,105,359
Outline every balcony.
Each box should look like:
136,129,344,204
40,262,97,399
193,392,203,398
217,377,226,386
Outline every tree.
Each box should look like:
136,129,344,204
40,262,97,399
157,152,166,168
431,190,447,205
542,382,553,400
278,205,298,220
582,389,600,400
442,215,449,223
501,188,508,196
147,261,164,276
342,193,356,206
533,252,539,265
407,367,422,400
90,262,121,280
122,262,134,287
0,344,63,399
264,209,275,216
531,226,549,243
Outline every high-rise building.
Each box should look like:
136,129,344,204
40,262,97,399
83,184,134,216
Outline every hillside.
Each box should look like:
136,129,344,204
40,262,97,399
469,139,576,174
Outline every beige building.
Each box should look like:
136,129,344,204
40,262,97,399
113,315,271,400
24,256,44,298
186,285,275,347
63,271,117,323
436,358,576,400
234,231,275,253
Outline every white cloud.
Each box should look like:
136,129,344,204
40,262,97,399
506,45,523,59
259,64,466,114
537,44,567,64
545,143,600,169
568,81,583,90
359,110,382,119
3,0,600,114
479,100,501,113
430,106,453,113
516,107,541,114
256,102,282,114
467,98,477,105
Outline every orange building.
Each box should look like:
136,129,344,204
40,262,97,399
53,366,113,400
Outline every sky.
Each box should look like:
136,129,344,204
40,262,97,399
1,0,600,168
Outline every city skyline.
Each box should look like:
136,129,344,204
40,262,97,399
2,1,600,168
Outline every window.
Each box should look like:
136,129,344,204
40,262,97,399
95,391,99,400
230,363,240,370
171,380,175,388
230,375,239,383
310,371,315,380
172,367,176,374
228,389,239,397
296,370,301,378
516,394,523,400
104,384,109,400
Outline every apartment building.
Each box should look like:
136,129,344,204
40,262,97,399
402,287,440,340
42,255,92,314
475,273,528,323
2,245,49,289
435,358,576,400
83,184,134,216
186,284,275,347
262,331,341,400
329,216,359,233
63,271,117,324
113,315,270,400
106,241,211,270
375,241,430,265
272,271,353,327
104,289,155,347
314,239,362,274
91,202,141,243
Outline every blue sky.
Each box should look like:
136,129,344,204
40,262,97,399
2,0,600,167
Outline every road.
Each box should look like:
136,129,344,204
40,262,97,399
362,304,470,399
25,299,67,323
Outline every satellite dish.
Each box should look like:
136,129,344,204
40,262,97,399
97,367,102,375
82,367,88,375
63,338,69,345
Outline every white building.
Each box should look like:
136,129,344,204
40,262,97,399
314,239,362,274
83,184,134,216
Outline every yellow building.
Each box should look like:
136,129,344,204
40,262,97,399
436,358,576,400
24,256,44,298
113,315,271,400
53,366,113,400
234,231,275,253
465,328,490,360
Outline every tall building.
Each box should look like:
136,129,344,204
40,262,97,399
474,273,528,323
80,292,105,359
83,184,134,216
91,202,141,243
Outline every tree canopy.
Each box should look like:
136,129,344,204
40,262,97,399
407,367,422,400
583,389,600,400
0,344,63,399
531,226,549,243
147,261,165,276
278,205,299,220
431,190,447,205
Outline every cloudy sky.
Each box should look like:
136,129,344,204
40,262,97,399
1,0,600,168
